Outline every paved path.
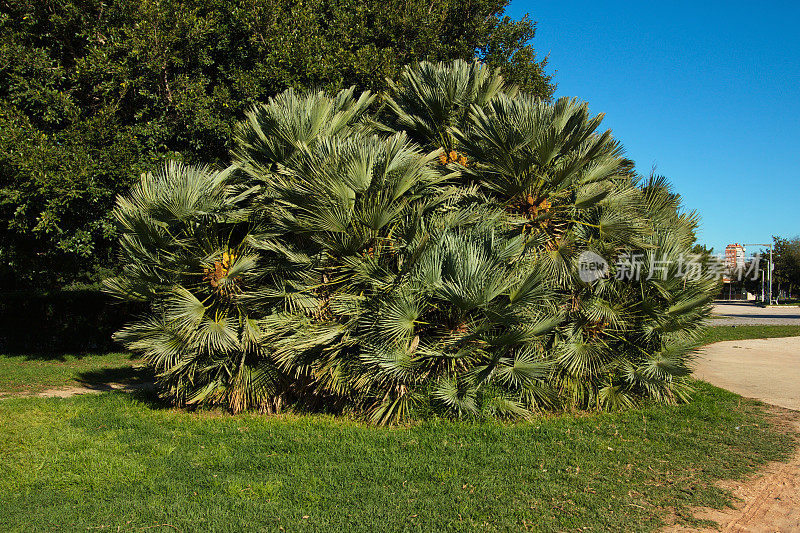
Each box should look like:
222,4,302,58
667,337,800,532
711,302,800,326
693,336,800,410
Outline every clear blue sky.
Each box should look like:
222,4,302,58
507,0,800,254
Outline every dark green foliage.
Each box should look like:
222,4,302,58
0,0,553,289
773,236,800,297
0,288,141,353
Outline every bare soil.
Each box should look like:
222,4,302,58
8,381,155,399
665,407,800,532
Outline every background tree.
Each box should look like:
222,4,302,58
773,236,800,299
0,0,553,289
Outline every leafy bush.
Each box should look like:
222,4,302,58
0,0,552,290
106,61,716,422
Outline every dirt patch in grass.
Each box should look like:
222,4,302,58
30,381,156,399
664,406,800,533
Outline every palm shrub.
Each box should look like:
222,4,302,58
382,62,716,411
107,60,715,421
229,87,563,422
104,162,288,413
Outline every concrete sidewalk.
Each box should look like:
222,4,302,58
693,336,800,410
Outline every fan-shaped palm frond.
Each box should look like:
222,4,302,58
379,59,512,152
105,162,290,413
233,86,375,181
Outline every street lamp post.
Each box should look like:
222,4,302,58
770,246,774,304
743,243,774,305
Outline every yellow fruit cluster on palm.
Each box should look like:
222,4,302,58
583,321,610,339
526,196,551,217
508,194,552,219
438,149,468,166
203,251,238,292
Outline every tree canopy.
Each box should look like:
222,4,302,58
773,236,800,297
0,0,553,289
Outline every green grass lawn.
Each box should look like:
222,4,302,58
1,325,799,531
0,383,793,532
0,352,143,396
697,325,800,345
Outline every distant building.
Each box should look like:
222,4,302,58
725,243,745,271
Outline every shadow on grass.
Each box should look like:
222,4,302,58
1,351,137,362
75,365,166,409
76,364,152,387
124,385,166,409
